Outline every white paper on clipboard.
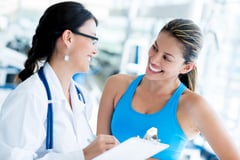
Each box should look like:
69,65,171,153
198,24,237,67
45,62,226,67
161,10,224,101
93,137,169,160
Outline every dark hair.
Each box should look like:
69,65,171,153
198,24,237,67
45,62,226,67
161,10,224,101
17,1,98,82
161,18,203,91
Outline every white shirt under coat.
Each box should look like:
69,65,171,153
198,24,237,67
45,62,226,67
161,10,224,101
0,63,95,160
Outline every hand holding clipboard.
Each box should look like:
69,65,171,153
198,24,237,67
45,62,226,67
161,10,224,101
93,127,169,160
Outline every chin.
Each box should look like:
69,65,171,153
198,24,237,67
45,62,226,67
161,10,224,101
80,65,89,72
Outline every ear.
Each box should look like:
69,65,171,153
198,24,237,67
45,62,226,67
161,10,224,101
180,63,195,74
61,29,73,46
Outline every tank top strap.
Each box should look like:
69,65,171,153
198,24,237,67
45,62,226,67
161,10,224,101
167,82,187,113
126,74,144,96
174,83,187,97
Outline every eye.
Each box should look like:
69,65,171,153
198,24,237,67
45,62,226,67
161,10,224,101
163,55,172,62
92,39,98,45
152,44,158,52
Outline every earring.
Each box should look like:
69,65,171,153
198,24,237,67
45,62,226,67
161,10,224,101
64,54,69,61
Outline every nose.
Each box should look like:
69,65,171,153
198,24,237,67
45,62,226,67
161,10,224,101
149,53,162,65
93,45,98,55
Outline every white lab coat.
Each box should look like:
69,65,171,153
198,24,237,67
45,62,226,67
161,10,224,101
0,63,95,160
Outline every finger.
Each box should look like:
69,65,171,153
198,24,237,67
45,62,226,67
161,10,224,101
104,136,119,145
104,142,119,150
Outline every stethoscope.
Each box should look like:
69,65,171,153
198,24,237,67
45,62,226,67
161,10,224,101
38,67,85,149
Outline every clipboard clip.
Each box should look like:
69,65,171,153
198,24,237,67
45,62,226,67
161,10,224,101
143,127,160,142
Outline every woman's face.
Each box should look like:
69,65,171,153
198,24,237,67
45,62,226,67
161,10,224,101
145,31,187,81
69,19,98,73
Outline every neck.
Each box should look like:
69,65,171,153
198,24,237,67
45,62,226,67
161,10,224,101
141,77,181,95
48,61,73,104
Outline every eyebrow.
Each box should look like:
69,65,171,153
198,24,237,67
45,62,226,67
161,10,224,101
154,41,158,48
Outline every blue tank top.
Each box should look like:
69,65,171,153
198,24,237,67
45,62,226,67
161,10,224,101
111,75,187,160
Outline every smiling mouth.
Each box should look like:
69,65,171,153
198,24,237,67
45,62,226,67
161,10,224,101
149,64,162,73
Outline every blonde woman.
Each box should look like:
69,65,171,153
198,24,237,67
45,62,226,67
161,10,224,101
97,19,240,160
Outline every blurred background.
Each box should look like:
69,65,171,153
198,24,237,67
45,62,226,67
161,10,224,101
0,0,240,159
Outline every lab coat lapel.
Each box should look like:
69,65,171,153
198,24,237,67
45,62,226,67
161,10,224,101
43,63,94,148
70,82,94,148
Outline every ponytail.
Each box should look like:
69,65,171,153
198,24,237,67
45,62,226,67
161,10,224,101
179,67,197,91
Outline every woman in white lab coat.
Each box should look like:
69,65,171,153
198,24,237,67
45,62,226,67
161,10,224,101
0,1,118,160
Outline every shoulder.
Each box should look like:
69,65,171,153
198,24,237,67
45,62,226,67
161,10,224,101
107,73,136,82
181,90,210,113
105,74,136,90
13,73,43,93
1,73,47,118
180,90,215,124
4,73,46,104
101,74,137,104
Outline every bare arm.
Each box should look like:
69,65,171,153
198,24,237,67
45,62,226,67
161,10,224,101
97,79,114,135
88,75,122,159
97,75,120,135
97,74,134,135
189,95,240,159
